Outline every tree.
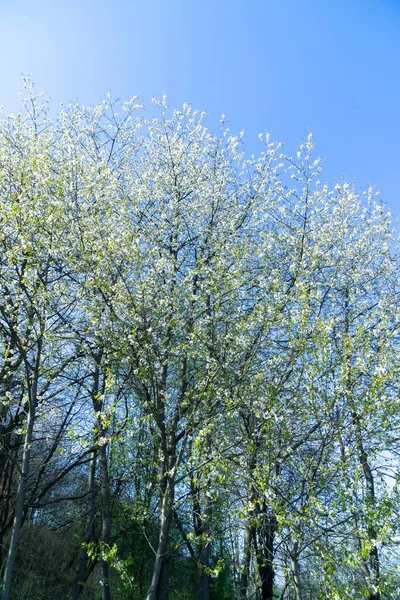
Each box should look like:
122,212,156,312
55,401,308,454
0,84,399,600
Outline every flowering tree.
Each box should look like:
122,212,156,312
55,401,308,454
0,83,399,600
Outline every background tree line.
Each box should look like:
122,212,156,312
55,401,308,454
0,81,399,600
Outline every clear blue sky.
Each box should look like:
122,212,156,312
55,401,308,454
1,0,399,212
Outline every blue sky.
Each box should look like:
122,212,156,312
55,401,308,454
0,0,399,212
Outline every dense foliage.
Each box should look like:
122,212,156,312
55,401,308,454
0,81,399,600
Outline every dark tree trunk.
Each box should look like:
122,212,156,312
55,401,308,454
0,459,13,569
146,447,175,600
194,492,212,600
156,558,170,600
0,361,24,568
99,442,111,600
1,395,36,600
196,561,210,600
344,290,380,600
356,433,380,600
71,450,97,600
259,562,274,600
91,351,112,600
253,505,276,600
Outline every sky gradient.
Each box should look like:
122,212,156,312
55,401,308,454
0,0,399,213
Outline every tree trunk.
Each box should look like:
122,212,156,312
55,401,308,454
0,459,13,570
196,561,210,600
259,562,274,600
253,506,276,600
146,449,175,600
240,521,252,600
195,491,212,600
146,486,173,600
156,558,170,600
91,351,112,600
1,397,36,600
99,442,111,600
71,450,97,600
343,290,380,600
354,427,380,600
290,543,303,600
